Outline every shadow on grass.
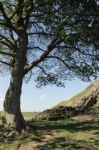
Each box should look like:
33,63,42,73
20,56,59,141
0,124,4,131
27,119,99,149
0,123,45,145
0,119,99,149
30,120,99,132
35,136,98,150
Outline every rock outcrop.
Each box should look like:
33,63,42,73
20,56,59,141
76,80,99,112
34,106,77,121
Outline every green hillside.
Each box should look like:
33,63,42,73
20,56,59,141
55,80,99,108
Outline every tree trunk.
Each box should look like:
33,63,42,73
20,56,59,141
3,27,28,130
4,75,25,131
3,51,27,131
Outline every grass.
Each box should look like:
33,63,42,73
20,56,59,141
0,116,99,150
92,99,99,109
22,112,38,120
0,111,38,121
0,111,4,119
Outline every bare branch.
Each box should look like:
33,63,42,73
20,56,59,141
56,45,98,58
0,60,11,67
0,51,14,57
34,23,45,32
47,55,70,70
24,38,63,74
28,32,54,37
0,40,11,48
28,46,45,52
0,34,15,48
75,47,98,58
36,65,49,76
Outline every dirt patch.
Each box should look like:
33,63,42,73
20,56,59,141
19,131,58,150
73,115,94,122
19,142,39,150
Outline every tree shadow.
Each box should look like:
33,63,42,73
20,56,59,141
29,120,99,133
35,136,97,150
0,119,99,149
26,119,99,149
0,124,4,131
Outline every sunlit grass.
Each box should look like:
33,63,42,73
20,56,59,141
0,111,38,121
0,114,99,150
22,112,38,120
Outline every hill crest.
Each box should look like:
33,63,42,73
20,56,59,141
55,80,99,108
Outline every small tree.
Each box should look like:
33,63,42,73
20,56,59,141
0,0,99,130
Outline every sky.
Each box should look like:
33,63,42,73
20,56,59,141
0,74,93,112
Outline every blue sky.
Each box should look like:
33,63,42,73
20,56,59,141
0,75,93,112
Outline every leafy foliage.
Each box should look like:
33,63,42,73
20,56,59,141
0,0,99,87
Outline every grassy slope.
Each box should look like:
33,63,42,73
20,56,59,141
55,80,99,108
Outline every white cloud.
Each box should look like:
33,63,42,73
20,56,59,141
38,94,48,100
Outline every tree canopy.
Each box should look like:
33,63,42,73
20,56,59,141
0,0,99,87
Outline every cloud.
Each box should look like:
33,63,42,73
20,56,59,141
38,94,48,100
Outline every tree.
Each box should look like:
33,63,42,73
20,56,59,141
0,0,99,130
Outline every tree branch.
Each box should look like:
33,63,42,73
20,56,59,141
0,34,15,48
0,60,11,67
75,46,98,58
28,32,54,37
0,2,19,34
36,65,49,76
47,55,70,70
24,38,63,75
27,46,45,52
0,40,11,48
0,51,14,57
24,0,34,27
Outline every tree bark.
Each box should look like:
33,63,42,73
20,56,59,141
3,23,28,130
3,51,27,131
3,75,25,131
